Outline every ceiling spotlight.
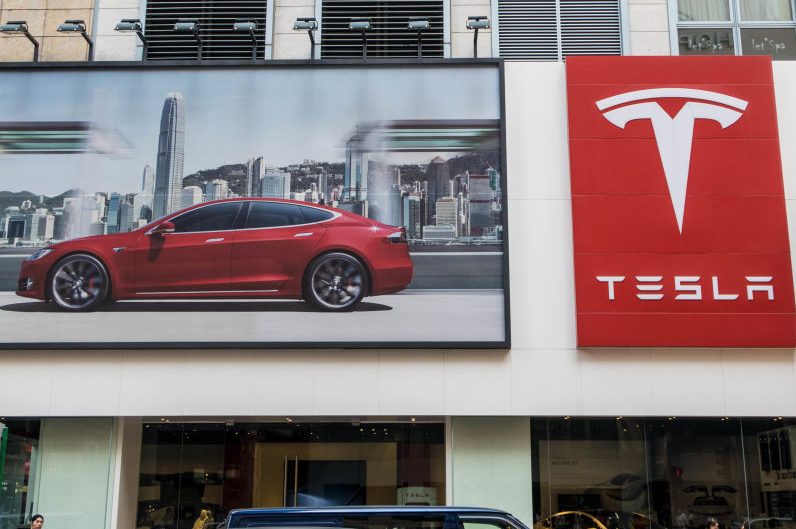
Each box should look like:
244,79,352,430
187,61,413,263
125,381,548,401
293,17,318,60
174,19,202,60
348,18,372,60
57,19,93,61
465,15,490,58
114,18,147,59
233,19,258,60
0,20,39,62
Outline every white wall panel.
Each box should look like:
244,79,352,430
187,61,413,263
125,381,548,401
1,61,796,419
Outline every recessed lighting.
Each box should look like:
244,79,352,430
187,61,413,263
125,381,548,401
411,417,416,422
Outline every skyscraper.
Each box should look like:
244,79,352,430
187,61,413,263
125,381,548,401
246,156,265,197
153,92,185,219
182,186,204,207
261,169,291,199
107,193,121,234
402,194,421,239
426,156,450,224
205,179,229,201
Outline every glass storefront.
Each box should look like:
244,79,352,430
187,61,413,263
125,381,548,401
0,420,39,529
532,418,796,529
136,421,445,529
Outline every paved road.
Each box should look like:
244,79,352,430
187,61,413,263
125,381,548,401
0,251,504,291
0,290,506,346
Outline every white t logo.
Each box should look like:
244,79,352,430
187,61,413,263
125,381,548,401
596,88,748,233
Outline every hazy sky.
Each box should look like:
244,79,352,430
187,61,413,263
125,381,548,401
0,66,500,196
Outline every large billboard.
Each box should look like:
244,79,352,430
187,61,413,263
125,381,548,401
0,63,508,348
567,56,796,347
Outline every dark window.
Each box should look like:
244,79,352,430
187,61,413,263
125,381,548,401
321,0,444,59
172,202,242,233
341,515,445,529
144,0,268,61
245,202,305,228
298,206,335,223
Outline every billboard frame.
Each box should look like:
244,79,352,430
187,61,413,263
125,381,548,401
0,59,511,350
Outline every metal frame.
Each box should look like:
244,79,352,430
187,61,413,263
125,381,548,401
0,58,511,351
668,0,796,56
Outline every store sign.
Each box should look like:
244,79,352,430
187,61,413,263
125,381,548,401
566,56,796,347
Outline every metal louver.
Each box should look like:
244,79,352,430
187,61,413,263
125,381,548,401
498,0,621,60
321,0,444,59
145,0,268,60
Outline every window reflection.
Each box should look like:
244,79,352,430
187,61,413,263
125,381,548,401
532,418,796,529
135,421,444,529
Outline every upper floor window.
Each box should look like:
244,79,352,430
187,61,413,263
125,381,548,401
320,0,444,58
497,0,623,61
675,0,796,59
145,0,268,60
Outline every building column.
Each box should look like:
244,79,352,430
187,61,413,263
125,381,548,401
450,417,533,526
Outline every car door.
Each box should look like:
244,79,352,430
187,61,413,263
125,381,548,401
134,202,243,294
229,201,329,292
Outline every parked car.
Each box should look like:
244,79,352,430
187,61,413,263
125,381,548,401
16,198,413,311
222,506,529,529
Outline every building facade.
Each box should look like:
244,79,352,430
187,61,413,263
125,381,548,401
1,4,796,529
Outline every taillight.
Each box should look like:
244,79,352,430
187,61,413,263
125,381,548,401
384,227,408,244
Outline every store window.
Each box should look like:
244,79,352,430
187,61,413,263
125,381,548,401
674,0,796,59
136,421,445,529
0,420,39,529
532,417,796,529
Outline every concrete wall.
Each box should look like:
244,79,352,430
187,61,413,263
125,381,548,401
1,61,795,419
0,0,95,61
627,0,671,55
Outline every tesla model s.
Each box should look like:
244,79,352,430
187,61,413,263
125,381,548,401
16,198,413,311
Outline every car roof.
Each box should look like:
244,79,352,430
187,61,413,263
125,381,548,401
228,506,518,518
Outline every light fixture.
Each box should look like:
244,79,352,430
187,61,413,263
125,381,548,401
465,15,490,58
408,17,430,59
349,17,371,59
293,17,318,60
233,19,258,60
174,18,202,60
57,19,93,61
0,21,40,62
114,18,147,59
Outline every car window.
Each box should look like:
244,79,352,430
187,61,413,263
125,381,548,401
341,515,445,529
172,202,243,233
246,202,305,229
298,205,335,223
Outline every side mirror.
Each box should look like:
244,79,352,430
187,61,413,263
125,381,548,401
149,221,175,236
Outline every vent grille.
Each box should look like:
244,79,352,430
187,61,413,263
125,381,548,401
321,0,444,59
145,0,268,60
498,0,621,60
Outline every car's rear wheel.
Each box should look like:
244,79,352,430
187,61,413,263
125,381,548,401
305,252,367,311
49,254,109,311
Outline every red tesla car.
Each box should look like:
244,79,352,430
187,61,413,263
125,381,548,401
16,198,413,311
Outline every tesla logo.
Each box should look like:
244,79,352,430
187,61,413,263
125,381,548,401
596,88,749,233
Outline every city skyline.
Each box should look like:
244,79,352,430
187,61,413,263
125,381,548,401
0,67,499,196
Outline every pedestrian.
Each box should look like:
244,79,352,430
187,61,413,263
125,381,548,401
31,514,44,529
707,517,720,529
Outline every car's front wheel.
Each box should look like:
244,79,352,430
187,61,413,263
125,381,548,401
49,254,110,311
305,252,367,311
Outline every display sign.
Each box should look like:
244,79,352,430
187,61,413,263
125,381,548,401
566,56,796,347
0,63,508,348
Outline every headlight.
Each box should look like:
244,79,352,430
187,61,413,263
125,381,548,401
25,248,53,261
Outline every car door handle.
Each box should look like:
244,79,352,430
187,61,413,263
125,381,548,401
294,232,314,237
205,237,225,243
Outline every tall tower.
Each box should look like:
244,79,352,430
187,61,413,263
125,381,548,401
246,156,265,197
153,92,185,219
426,156,449,224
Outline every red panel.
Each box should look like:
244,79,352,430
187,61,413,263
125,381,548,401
566,56,796,348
